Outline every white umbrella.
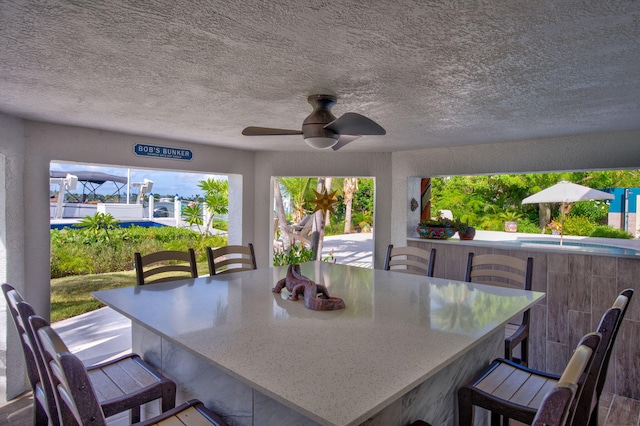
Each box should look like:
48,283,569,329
521,179,614,244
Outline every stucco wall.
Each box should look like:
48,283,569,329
0,113,28,400
1,118,639,402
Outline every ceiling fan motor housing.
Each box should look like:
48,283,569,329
302,94,339,140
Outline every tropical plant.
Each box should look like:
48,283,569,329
280,177,315,223
76,212,120,241
197,178,228,235
272,243,315,266
181,202,204,232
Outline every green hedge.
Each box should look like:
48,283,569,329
51,225,227,278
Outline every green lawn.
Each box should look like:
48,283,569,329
50,261,209,322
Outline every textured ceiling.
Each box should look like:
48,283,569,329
1,1,639,152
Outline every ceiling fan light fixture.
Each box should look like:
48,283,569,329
304,137,338,150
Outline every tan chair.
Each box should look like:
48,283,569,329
384,245,436,276
3,283,177,424
575,288,633,426
207,244,257,275
458,289,633,426
29,316,228,426
459,332,601,426
465,253,533,365
530,342,597,426
134,248,198,285
406,331,601,426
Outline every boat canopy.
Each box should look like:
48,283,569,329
50,170,128,202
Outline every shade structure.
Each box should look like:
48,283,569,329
522,180,614,244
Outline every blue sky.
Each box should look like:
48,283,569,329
50,161,225,198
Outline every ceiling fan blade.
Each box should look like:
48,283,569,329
331,135,360,151
324,112,386,136
242,126,303,136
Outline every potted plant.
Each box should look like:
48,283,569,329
417,218,456,239
455,220,476,240
500,210,522,233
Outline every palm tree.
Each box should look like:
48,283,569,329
273,178,291,249
343,178,358,233
280,177,314,223
197,178,228,235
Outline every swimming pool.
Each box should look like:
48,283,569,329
50,220,167,230
514,239,640,256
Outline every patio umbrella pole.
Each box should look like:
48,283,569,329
560,202,565,246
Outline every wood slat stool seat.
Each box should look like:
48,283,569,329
2,283,177,424
458,332,601,426
30,316,228,426
458,288,633,426
207,244,257,275
384,245,436,276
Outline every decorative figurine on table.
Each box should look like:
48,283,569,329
273,264,346,311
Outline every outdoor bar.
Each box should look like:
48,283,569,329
407,236,640,401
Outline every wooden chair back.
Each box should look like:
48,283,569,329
2,284,59,425
30,315,228,426
465,253,533,365
207,244,257,275
134,248,198,285
571,288,633,426
384,245,436,277
532,332,601,426
30,315,109,425
465,253,533,290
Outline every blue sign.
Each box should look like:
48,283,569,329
134,144,193,161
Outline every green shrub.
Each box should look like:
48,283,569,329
590,226,633,239
514,219,541,234
50,225,227,278
273,243,315,266
323,222,342,236
568,200,609,223
212,219,228,231
562,215,596,236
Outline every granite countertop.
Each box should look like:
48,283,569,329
93,262,544,426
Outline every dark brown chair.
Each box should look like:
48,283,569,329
207,244,257,275
458,288,633,426
465,253,533,365
384,245,436,277
2,284,177,424
29,316,228,426
134,248,198,285
2,283,56,425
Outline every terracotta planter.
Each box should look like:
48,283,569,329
458,227,476,240
504,221,517,232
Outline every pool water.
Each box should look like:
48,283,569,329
517,239,640,256
50,221,166,230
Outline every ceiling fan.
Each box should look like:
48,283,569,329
242,94,386,150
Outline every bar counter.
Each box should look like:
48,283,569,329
93,262,544,426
